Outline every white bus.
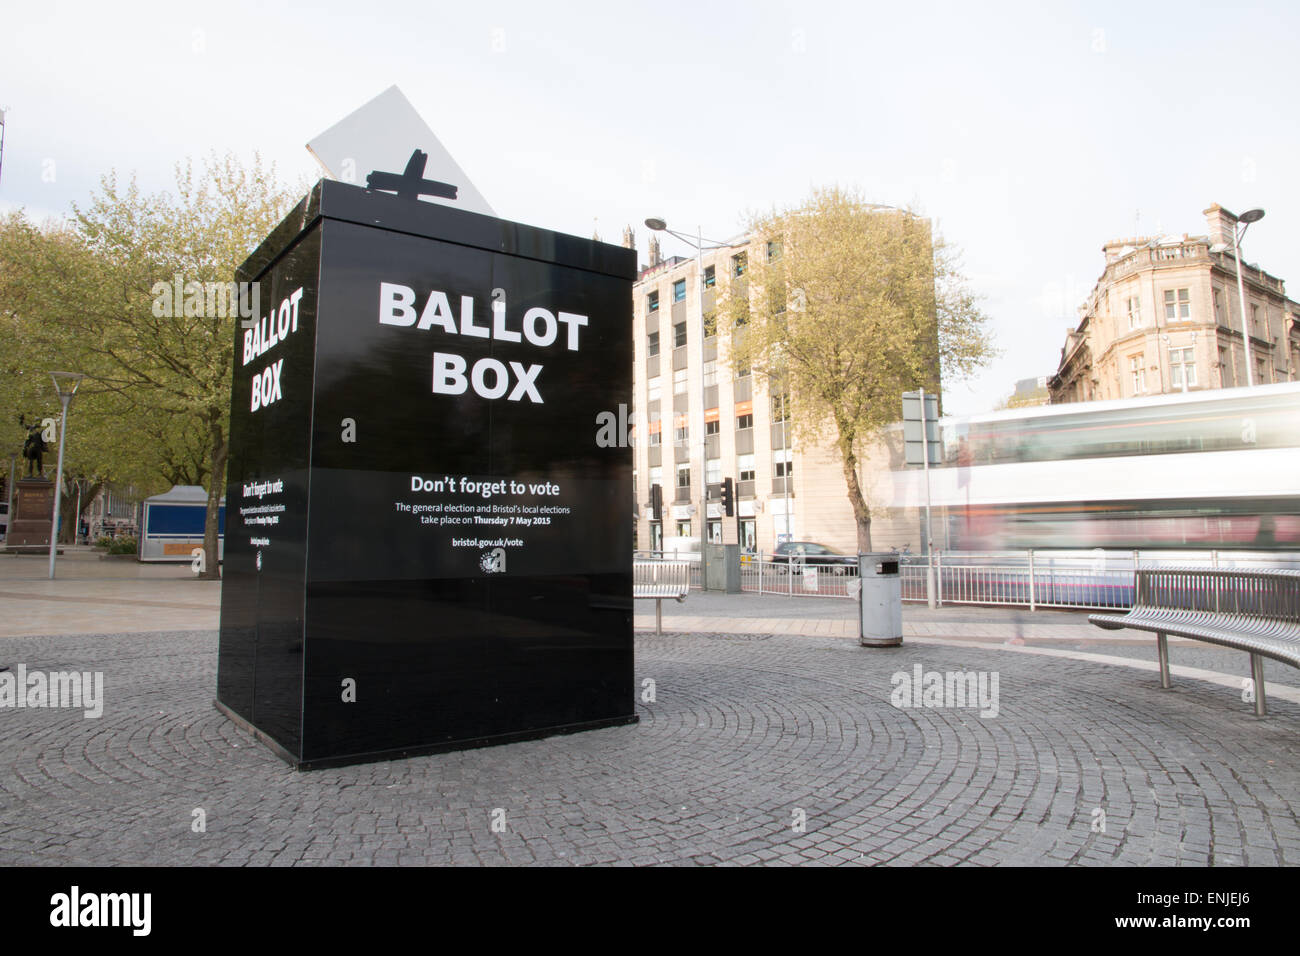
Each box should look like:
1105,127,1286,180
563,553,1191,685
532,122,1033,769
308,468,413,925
886,381,1300,552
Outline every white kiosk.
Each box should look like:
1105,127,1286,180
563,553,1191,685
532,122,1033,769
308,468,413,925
139,485,224,563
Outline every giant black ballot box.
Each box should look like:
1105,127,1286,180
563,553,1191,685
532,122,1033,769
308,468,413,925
216,179,637,768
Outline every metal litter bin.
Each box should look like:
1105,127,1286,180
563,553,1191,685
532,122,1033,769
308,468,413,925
858,552,902,647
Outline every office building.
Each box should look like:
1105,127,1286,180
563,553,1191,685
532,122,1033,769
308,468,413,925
630,230,923,555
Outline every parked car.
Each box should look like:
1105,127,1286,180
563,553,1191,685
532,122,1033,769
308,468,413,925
771,541,858,574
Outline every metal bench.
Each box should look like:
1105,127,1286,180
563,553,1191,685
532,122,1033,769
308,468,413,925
1090,567,1300,716
634,560,691,635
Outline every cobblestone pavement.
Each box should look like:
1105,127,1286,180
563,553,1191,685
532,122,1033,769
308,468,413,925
1,625,1297,866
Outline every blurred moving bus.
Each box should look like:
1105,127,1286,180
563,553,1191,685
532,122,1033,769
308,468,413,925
887,381,1300,551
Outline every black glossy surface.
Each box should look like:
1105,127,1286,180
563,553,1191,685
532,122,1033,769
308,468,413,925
237,179,636,285
218,188,635,766
217,228,320,757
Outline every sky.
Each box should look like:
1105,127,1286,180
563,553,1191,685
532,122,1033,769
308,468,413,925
2,0,1297,415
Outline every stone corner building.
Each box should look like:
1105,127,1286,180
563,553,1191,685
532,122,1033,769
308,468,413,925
1049,204,1300,404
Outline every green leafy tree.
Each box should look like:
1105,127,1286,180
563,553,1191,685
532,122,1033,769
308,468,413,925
0,154,304,569
715,186,996,552
0,215,155,537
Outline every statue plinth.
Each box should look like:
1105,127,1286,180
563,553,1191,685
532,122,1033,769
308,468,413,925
4,478,57,553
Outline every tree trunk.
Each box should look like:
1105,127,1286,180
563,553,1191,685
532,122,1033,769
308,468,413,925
57,487,75,544
834,417,873,553
200,412,226,581
54,481,95,544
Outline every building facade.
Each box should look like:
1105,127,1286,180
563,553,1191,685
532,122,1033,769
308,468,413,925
630,231,921,555
1050,204,1300,403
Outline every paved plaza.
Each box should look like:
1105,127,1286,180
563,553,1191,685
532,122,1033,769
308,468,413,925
1,549,1298,866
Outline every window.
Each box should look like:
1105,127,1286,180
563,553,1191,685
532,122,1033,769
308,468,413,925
770,280,787,315
1164,288,1190,321
705,419,719,436
773,448,793,478
1257,357,1268,383
707,520,722,544
735,358,750,377
736,413,753,430
702,360,717,387
703,309,717,338
771,392,790,421
706,458,721,484
767,240,782,262
676,520,692,537
673,368,688,394
673,279,686,303
647,331,659,357
738,453,755,482
648,290,659,313
1169,347,1196,387
1213,288,1223,321
673,423,689,446
1126,296,1141,330
732,252,747,277
649,466,662,487
647,376,662,403
703,265,716,288
1129,354,1145,394
676,463,691,488
1219,347,1235,387
649,427,661,447
674,322,687,348
1251,303,1260,334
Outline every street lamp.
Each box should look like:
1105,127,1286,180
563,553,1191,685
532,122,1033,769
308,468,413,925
47,371,83,579
644,218,732,580
1211,207,1265,387
3,450,16,547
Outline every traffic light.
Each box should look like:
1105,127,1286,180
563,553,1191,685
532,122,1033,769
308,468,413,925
720,477,735,517
650,484,663,521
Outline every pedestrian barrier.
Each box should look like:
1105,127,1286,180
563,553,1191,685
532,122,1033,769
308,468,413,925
740,557,860,597
636,548,1300,612
1089,567,1300,716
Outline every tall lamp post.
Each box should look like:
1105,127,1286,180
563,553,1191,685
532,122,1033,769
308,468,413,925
4,453,16,545
47,372,83,579
1211,207,1265,387
645,218,731,583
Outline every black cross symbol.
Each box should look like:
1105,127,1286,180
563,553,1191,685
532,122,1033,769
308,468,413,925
365,149,459,202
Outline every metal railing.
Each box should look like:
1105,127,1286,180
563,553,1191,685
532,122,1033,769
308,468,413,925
632,548,1300,612
899,550,1300,611
901,555,1133,610
741,555,861,598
